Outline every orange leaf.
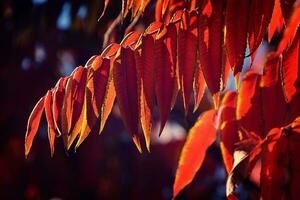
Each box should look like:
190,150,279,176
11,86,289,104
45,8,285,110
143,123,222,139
121,31,142,48
66,66,88,148
192,61,206,112
99,63,116,135
155,0,164,21
73,57,111,149
25,96,45,157
61,67,81,138
140,0,151,13
173,109,217,198
113,46,142,153
44,90,56,157
154,24,177,135
162,0,170,18
122,0,134,20
52,77,67,136
101,43,121,57
132,0,142,18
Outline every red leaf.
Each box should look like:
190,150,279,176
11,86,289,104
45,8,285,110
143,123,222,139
218,91,238,173
276,4,300,54
268,0,284,42
162,0,170,18
173,109,217,198
134,33,156,151
248,0,275,55
44,90,56,157
25,96,45,157
261,54,287,133
288,131,300,200
260,120,300,200
261,128,288,200
113,46,142,153
281,34,299,105
225,0,250,75
178,10,198,115
219,91,237,126
221,120,238,174
280,0,297,23
236,71,262,135
155,0,164,21
226,140,263,198
154,23,177,135
198,0,224,108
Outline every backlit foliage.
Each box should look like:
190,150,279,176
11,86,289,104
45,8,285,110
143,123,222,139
25,0,300,199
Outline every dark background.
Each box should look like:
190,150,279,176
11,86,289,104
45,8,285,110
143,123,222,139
0,1,231,199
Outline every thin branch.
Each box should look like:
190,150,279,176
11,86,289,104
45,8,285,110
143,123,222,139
102,12,122,50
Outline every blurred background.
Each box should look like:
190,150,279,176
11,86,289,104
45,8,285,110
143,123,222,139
0,0,243,199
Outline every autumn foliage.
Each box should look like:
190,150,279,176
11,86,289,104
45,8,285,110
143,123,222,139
25,0,300,199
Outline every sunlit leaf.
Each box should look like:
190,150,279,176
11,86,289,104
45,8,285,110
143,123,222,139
44,90,56,157
236,71,262,135
173,109,217,198
192,61,206,112
25,96,45,157
52,77,68,136
268,0,284,42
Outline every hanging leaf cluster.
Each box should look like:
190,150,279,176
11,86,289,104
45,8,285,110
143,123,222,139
25,0,300,199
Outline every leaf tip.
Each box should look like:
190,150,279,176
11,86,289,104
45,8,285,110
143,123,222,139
132,135,142,153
